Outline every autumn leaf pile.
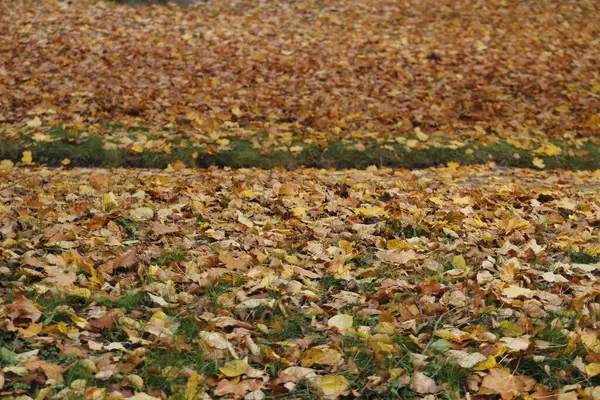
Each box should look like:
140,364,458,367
1,162,600,398
1,0,600,154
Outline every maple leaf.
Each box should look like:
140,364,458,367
6,292,41,323
478,368,536,399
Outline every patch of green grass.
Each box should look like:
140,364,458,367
36,292,89,325
353,315,379,327
139,347,219,397
536,326,568,346
357,280,379,293
205,276,238,302
37,292,70,310
266,311,311,342
341,336,419,399
424,359,468,396
265,384,321,399
511,352,599,389
115,291,149,311
0,331,21,350
156,248,187,265
174,317,200,339
569,251,597,264
350,250,376,269
384,220,426,239
320,276,347,291
48,127,79,140
115,217,139,239
62,360,111,391
3,131,600,170
95,296,114,307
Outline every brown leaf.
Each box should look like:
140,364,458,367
151,222,180,236
478,368,536,400
213,379,261,397
6,292,42,323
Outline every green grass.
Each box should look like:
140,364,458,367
265,311,311,342
3,129,600,170
139,347,219,397
536,326,568,346
511,353,599,389
320,276,347,291
155,248,187,265
569,251,598,264
424,359,468,397
174,317,201,339
115,290,149,311
115,217,139,239
36,292,90,326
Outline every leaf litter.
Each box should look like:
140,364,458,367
2,162,600,398
1,0,599,159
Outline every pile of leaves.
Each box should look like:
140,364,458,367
2,161,600,398
1,0,600,156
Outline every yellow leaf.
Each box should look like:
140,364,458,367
533,144,561,156
18,322,43,338
127,374,144,390
26,117,42,128
69,315,89,329
327,314,353,334
376,342,396,353
415,128,429,141
386,239,409,250
318,375,350,397
532,157,545,169
241,190,256,199
219,359,249,377
585,363,600,377
185,371,202,400
186,111,200,121
216,138,230,146
0,159,14,170
428,196,444,205
301,347,342,367
22,151,33,164
451,255,467,269
473,356,497,371
56,321,79,336
292,207,307,218
35,387,52,400
499,321,523,337
434,328,473,342
69,288,91,299
354,206,387,218
130,207,155,221
502,285,534,299
102,192,118,209
581,331,600,353
61,158,71,166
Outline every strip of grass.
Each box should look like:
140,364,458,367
2,133,600,170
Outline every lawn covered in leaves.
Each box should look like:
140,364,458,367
1,0,600,164
2,163,600,399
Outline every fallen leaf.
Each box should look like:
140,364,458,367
317,375,350,397
410,372,440,394
6,292,41,323
478,368,536,400
327,314,353,334
220,359,249,378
